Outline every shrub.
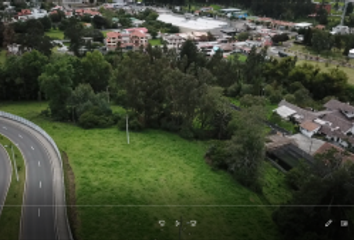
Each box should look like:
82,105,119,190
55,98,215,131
205,141,230,170
78,107,114,129
179,125,194,139
272,33,289,43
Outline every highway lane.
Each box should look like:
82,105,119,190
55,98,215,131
0,120,56,240
0,143,12,217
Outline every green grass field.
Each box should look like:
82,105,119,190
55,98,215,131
0,102,291,240
101,30,110,38
296,60,354,86
148,39,162,46
0,135,25,240
45,29,65,40
228,54,247,62
0,50,6,65
290,43,354,64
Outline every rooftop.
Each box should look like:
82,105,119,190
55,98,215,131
324,99,354,113
300,121,321,132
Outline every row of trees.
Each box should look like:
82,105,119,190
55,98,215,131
298,28,354,55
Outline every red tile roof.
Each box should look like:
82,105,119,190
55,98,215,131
125,27,148,33
131,30,146,38
106,32,121,38
18,9,31,16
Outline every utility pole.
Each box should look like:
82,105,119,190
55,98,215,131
126,115,130,144
179,216,182,240
309,138,313,155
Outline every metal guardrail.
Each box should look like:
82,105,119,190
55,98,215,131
0,111,61,159
0,110,73,240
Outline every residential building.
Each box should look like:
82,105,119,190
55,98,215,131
74,9,101,17
130,29,149,47
324,99,354,119
125,27,148,34
294,22,312,30
299,121,321,138
106,31,122,50
200,6,213,12
162,34,185,49
274,99,354,147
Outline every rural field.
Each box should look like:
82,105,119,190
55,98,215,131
296,60,354,86
0,102,291,240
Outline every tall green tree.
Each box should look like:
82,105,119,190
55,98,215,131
81,50,112,93
311,29,333,54
64,17,85,57
38,58,74,120
226,106,266,191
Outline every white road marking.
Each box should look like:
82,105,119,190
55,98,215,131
38,161,40,167
39,181,42,188
2,126,7,130
38,208,40,217
19,134,23,139
31,146,34,150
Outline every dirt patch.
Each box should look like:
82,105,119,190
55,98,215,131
62,151,80,240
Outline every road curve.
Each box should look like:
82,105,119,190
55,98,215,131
0,143,12,218
0,118,72,240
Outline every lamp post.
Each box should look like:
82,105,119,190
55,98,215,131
4,144,19,182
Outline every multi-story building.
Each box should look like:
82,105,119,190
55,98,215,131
105,28,150,51
162,34,185,49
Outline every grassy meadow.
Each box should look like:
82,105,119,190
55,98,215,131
45,29,65,40
296,60,354,86
0,102,291,240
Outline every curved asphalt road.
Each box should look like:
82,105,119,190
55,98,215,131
0,144,12,217
0,120,56,240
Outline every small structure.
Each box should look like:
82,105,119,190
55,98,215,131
219,8,242,14
331,25,350,35
200,6,213,12
348,49,354,58
273,105,296,120
294,22,312,30
162,34,185,49
299,121,321,138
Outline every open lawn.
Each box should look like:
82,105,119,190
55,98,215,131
228,54,247,62
0,50,6,65
0,102,287,240
290,43,354,64
263,162,292,205
0,135,25,240
45,29,65,40
101,30,110,38
148,39,162,46
297,60,354,86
